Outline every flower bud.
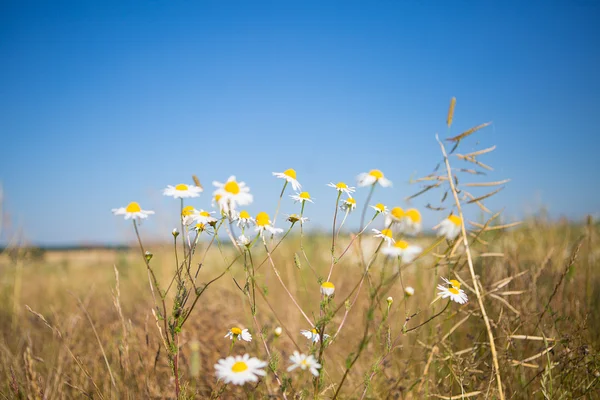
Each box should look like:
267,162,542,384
404,286,415,297
172,228,180,237
274,327,283,337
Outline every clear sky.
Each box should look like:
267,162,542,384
1,1,599,246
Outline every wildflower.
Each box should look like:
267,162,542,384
385,207,405,226
372,228,395,246
112,202,155,220
386,296,393,305
402,208,422,235
236,234,252,247
328,182,356,196
236,210,254,228
320,281,335,296
287,351,321,377
381,240,422,263
172,228,180,237
255,212,283,236
300,329,330,343
224,327,252,342
290,191,314,204
193,209,217,225
181,205,199,225
436,215,462,240
194,223,206,233
286,214,308,224
404,286,415,297
370,203,389,215
357,169,392,187
340,197,357,212
274,327,283,337
214,354,266,385
273,169,301,191
213,176,253,213
163,183,203,199
437,277,468,304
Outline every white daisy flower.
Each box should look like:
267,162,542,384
286,214,308,224
300,329,330,343
213,176,253,214
320,281,335,296
404,286,415,297
235,210,254,228
255,212,283,236
163,183,203,199
372,228,395,246
290,191,314,204
437,277,468,304
287,351,321,377
357,169,392,188
236,234,252,247
112,202,155,220
401,208,422,235
194,223,207,233
181,205,199,225
370,203,389,215
224,327,252,342
328,182,356,196
340,197,357,212
435,215,462,240
193,209,217,225
214,354,266,385
381,240,423,263
385,206,405,227
273,168,302,191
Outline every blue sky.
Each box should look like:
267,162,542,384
1,1,599,245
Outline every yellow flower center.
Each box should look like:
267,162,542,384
448,215,462,226
199,211,210,217
321,281,335,289
231,327,242,335
394,240,409,249
175,184,188,191
283,168,297,179
181,205,195,216
299,192,311,199
449,280,461,289
214,194,222,202
346,198,356,205
301,359,309,366
311,329,318,334
126,202,141,213
380,229,393,238
375,203,386,212
336,182,348,189
231,361,248,373
224,180,240,195
391,207,404,219
369,169,384,179
405,209,421,223
255,212,270,227
195,223,205,231
449,287,460,295
239,210,250,219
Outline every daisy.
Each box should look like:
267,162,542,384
163,183,203,199
287,351,321,377
401,208,422,235
236,210,254,228
112,202,155,220
214,354,266,385
213,176,253,213
385,207,405,227
340,197,357,212
328,182,356,196
181,205,199,225
255,212,283,236
370,203,389,215
194,223,206,233
225,327,252,342
404,286,415,297
436,215,462,240
290,191,314,204
273,169,301,191
381,240,423,263
437,277,468,304
320,281,335,296
357,169,392,188
193,209,217,225
301,329,330,343
286,214,308,224
236,234,252,247
372,228,395,246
